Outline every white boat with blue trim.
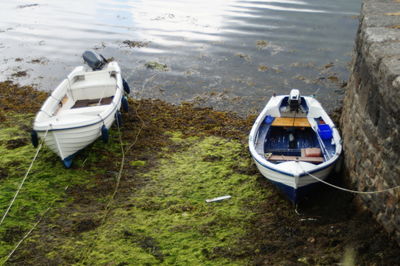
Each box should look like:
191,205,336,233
32,51,129,168
249,89,342,203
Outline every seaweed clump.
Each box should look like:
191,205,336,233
0,81,47,115
122,40,150,48
145,62,169,71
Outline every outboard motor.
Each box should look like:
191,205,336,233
82,50,107,71
288,89,301,112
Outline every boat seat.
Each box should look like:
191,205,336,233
272,117,311,127
267,155,324,163
301,148,321,157
72,96,114,108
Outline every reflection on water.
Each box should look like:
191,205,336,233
0,0,360,115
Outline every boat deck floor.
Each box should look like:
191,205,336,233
267,155,324,163
72,96,114,108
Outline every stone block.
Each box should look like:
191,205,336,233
364,27,400,44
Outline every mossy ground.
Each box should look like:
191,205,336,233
0,114,94,259
63,134,268,265
0,82,399,265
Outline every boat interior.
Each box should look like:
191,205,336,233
37,69,118,121
264,126,324,164
255,95,336,165
67,70,117,104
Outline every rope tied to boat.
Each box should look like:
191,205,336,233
0,128,50,226
297,162,400,194
79,75,147,264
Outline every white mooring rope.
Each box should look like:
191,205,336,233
0,129,49,226
298,163,400,194
2,207,50,265
2,184,70,265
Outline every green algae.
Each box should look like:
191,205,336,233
0,92,260,265
129,160,146,167
58,133,266,265
0,113,122,264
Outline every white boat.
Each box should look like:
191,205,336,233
32,51,129,168
249,89,342,203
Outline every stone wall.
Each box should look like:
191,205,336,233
341,0,400,243
341,0,400,244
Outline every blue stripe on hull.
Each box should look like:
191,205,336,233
269,179,323,204
253,156,336,177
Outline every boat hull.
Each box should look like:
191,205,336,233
36,108,119,167
252,157,336,203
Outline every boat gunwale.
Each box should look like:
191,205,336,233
33,101,120,132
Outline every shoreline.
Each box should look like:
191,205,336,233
0,81,398,264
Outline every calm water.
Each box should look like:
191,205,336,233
0,0,360,115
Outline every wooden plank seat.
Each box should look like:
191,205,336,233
72,96,114,108
301,148,321,157
271,117,311,127
267,155,324,163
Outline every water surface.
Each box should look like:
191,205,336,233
0,0,361,115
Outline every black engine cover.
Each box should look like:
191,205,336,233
82,50,106,70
